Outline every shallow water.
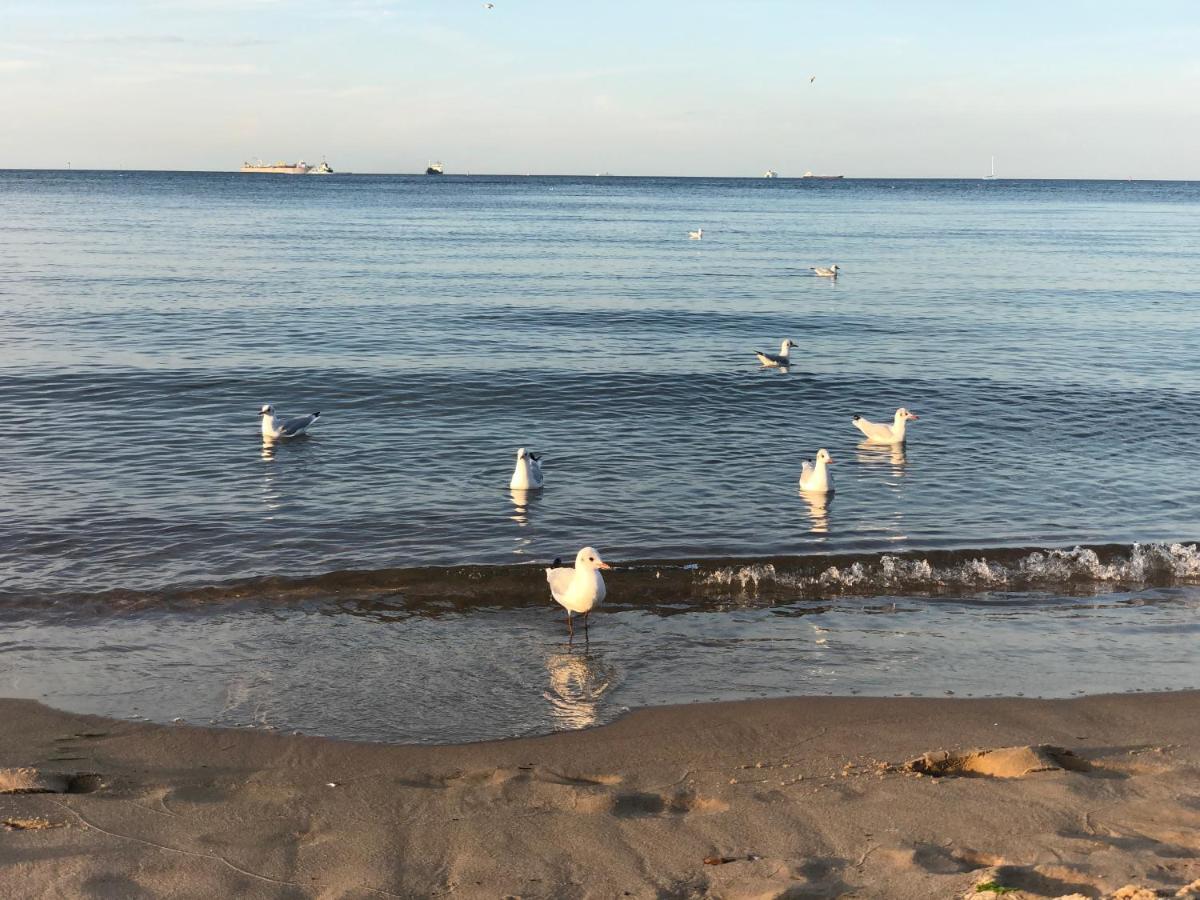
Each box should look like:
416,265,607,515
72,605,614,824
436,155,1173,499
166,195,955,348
2,583,1196,744
1,171,1198,741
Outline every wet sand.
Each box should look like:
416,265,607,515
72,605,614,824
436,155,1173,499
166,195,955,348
2,693,1198,899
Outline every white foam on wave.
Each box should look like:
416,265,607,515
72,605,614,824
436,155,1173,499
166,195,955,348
699,542,1200,597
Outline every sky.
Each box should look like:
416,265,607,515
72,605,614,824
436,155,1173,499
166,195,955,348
1,0,1198,178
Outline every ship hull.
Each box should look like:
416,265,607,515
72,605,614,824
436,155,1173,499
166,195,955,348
241,165,311,175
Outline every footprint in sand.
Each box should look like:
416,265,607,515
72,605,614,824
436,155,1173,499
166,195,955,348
0,768,104,794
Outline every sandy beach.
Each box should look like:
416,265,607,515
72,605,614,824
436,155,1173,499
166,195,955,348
3,693,1198,899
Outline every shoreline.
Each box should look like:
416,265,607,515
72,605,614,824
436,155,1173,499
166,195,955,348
3,693,1198,898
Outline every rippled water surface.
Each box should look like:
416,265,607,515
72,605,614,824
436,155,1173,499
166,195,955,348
2,171,1198,740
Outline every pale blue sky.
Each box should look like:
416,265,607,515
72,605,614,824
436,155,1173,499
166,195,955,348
2,0,1197,177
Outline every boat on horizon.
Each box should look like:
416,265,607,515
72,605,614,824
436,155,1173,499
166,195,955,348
241,158,335,175
801,171,843,180
764,169,778,179
425,161,444,175
983,155,997,180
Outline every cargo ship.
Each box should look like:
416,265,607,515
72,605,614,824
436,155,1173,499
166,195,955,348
240,158,335,175
800,171,844,180
425,161,444,175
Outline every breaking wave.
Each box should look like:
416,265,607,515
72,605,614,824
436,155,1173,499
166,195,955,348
2,542,1198,620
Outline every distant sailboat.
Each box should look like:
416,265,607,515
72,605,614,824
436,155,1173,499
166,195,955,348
983,155,997,180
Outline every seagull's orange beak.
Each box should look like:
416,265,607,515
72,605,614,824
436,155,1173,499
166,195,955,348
908,413,920,420
596,561,613,570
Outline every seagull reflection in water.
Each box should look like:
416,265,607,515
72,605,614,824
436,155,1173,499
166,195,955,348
509,488,542,527
855,440,908,478
543,646,616,730
798,487,832,534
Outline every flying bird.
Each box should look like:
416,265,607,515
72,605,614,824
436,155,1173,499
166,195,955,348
483,2,494,8
810,75,816,84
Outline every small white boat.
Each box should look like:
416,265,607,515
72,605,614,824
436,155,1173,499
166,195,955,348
764,169,778,179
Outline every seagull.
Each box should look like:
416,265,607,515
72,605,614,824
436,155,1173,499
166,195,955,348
799,448,835,493
811,264,841,278
509,447,544,490
810,75,816,84
688,228,704,240
852,407,919,445
260,404,321,440
483,2,495,8
755,338,798,368
546,547,611,636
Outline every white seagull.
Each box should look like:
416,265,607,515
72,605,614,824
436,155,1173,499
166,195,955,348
688,227,704,240
852,407,919,445
799,448,835,493
546,547,611,636
509,447,544,490
755,338,798,368
260,404,321,440
811,264,841,278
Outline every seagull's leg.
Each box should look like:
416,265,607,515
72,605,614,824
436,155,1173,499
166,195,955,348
583,611,590,634
566,612,574,637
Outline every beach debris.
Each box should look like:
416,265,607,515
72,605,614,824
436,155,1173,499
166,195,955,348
172,717,185,724
1112,888,1162,900
969,881,1018,895
703,854,762,866
904,745,1089,779
3,817,65,831
325,782,339,788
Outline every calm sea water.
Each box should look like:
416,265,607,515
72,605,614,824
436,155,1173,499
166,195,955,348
1,171,1198,741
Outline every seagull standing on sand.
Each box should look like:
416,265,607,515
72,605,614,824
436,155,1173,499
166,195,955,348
755,338,798,368
688,228,704,240
799,448,835,493
260,405,321,440
509,447,544,490
546,547,611,636
852,407,919,445
811,264,841,278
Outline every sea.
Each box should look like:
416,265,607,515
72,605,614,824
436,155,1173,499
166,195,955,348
1,170,1198,743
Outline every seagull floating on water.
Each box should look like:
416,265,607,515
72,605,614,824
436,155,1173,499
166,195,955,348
546,547,611,636
688,228,704,240
852,407,919,445
799,448,835,493
509,447,544,490
260,404,321,440
811,264,841,278
755,338,798,368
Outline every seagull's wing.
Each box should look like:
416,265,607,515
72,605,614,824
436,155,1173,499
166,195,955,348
546,567,575,604
801,460,815,479
280,413,318,436
853,417,893,442
756,352,782,365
